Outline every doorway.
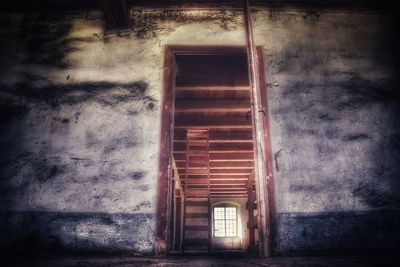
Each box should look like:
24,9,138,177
155,45,274,256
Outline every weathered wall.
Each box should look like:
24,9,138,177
253,11,400,253
0,10,245,254
0,7,399,255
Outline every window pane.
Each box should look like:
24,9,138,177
225,219,237,236
214,207,225,220
214,220,225,237
213,206,237,237
225,207,236,219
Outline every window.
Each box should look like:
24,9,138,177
213,206,238,237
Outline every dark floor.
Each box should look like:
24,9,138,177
4,253,400,267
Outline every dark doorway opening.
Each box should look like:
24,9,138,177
156,46,274,257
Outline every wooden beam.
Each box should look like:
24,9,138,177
174,142,253,152
174,114,252,129
185,201,208,206
183,239,209,246
183,178,248,185
185,189,209,196
185,213,209,218
173,152,254,161
154,45,174,256
210,195,248,198
174,129,253,142
176,87,250,100
211,185,247,189
176,161,254,169
178,168,252,175
210,189,248,192
175,99,250,112
184,225,209,231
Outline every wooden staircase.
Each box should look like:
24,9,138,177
182,129,211,253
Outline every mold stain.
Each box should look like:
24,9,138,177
131,10,239,39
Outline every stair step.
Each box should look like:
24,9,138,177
185,201,209,206
185,213,209,218
183,239,209,245
185,225,209,231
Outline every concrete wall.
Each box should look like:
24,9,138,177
0,7,399,255
0,9,245,255
253,11,400,253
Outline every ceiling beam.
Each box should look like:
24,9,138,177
175,88,250,100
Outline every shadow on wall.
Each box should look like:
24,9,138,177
276,209,400,254
0,80,157,211
17,12,83,69
270,13,400,211
0,210,155,256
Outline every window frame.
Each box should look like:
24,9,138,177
213,204,238,238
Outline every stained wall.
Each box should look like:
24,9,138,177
0,7,399,255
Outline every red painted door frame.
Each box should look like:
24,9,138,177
154,45,276,256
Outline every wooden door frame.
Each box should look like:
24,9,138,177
154,45,276,256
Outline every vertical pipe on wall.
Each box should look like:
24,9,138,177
243,0,271,257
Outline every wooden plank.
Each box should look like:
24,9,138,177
176,161,254,169
210,195,248,198
175,99,250,112
173,152,254,161
211,191,248,194
210,152,254,160
184,225,209,231
176,75,248,88
183,239,209,246
210,189,248,192
175,114,252,129
257,46,277,256
185,213,209,218
180,174,249,180
174,142,253,152
173,195,182,250
185,201,209,206
210,176,249,180
183,179,248,185
174,129,252,142
211,180,248,185
154,46,174,255
176,88,250,100
185,189,209,196
181,169,209,175
210,185,248,189
175,86,249,91
179,170,252,177
184,179,208,185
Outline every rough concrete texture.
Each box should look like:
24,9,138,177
252,11,400,253
0,8,399,255
0,10,245,254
